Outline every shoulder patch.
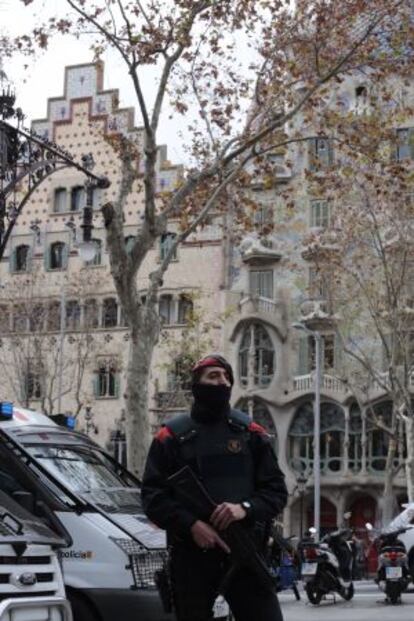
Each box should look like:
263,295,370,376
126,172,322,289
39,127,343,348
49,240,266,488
248,421,267,435
155,426,173,442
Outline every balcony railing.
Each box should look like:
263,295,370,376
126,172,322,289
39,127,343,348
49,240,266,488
239,295,281,317
292,373,348,394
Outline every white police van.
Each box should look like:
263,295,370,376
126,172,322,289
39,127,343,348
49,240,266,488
385,503,414,580
0,403,230,621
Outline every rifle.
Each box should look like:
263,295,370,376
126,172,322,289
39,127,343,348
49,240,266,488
168,465,276,594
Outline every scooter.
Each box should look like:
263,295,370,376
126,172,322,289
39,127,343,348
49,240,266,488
366,522,412,604
300,527,354,605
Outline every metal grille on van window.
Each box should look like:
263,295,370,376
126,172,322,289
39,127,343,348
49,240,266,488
129,547,167,589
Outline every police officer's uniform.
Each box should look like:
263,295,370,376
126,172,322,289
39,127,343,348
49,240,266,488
142,406,287,621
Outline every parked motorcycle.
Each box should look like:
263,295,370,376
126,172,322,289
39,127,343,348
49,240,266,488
268,532,301,600
366,522,412,604
299,527,354,605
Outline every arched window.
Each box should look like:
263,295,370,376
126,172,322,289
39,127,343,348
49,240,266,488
47,241,68,270
288,402,345,475
71,186,85,211
12,244,31,272
366,401,406,472
102,298,118,328
238,323,275,387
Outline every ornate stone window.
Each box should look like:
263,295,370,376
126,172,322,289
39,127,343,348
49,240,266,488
238,322,275,388
289,402,345,475
93,361,120,398
237,398,278,453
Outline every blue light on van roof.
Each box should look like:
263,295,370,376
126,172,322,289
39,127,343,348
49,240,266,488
66,416,76,430
0,402,13,419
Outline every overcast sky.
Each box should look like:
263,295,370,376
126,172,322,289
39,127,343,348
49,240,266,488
0,0,188,164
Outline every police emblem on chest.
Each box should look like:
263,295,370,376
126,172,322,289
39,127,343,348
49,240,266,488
227,438,242,453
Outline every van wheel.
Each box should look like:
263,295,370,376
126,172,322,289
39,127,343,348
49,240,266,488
68,592,100,621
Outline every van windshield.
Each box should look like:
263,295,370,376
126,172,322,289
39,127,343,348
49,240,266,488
26,444,142,514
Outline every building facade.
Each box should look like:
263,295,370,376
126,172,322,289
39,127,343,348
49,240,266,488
1,61,413,538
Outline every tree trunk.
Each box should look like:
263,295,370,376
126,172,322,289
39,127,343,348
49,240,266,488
125,307,160,477
380,438,397,526
404,417,414,503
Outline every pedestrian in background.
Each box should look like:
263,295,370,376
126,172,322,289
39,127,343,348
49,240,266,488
142,354,288,621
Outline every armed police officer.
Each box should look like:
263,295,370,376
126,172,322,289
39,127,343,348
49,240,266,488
141,354,287,621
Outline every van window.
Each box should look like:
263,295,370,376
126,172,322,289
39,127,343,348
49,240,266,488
26,445,142,513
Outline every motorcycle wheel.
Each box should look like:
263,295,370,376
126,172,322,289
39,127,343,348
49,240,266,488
341,582,354,601
305,583,323,605
386,582,402,605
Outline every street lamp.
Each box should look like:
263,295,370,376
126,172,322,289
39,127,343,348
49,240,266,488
0,70,110,263
292,321,322,541
296,473,308,539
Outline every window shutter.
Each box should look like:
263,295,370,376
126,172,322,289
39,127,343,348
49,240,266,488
298,336,310,375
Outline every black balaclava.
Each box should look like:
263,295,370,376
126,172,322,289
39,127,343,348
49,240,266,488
191,354,233,423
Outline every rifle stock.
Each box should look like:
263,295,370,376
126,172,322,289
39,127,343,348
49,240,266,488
168,465,275,593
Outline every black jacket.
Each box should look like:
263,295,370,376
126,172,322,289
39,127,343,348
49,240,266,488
141,413,288,539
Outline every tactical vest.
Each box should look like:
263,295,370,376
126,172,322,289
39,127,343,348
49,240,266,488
166,409,255,504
